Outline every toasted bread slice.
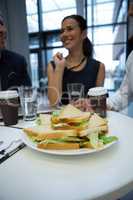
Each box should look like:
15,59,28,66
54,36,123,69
23,126,48,137
59,112,91,123
37,142,80,150
79,125,108,137
60,104,82,117
52,104,91,124
78,113,108,137
23,127,77,141
88,113,107,128
36,129,77,141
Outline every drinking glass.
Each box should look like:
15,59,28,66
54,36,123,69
19,87,38,121
67,83,84,103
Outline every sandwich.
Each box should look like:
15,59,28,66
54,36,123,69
79,112,108,137
23,126,84,150
23,108,83,150
23,104,118,150
51,104,91,132
78,113,117,149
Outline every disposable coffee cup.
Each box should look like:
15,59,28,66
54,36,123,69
0,90,19,125
88,87,108,118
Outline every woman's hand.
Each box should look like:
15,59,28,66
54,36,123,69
53,52,66,74
72,98,94,112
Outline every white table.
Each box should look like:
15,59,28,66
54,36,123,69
0,111,133,200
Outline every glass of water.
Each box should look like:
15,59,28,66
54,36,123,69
19,87,38,121
67,83,84,103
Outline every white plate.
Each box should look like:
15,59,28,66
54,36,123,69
21,131,117,156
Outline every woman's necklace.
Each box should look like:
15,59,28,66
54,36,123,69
67,57,86,70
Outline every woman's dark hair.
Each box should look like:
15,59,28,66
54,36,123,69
62,14,93,58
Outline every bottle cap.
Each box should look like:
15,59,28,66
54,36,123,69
0,90,18,99
88,87,107,97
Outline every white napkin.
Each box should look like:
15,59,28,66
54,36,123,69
0,126,23,159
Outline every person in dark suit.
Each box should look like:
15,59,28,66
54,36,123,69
0,13,31,90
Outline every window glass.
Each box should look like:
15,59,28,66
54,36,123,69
29,36,40,49
94,2,115,25
41,0,76,30
26,0,37,15
42,8,76,30
94,44,126,91
26,0,39,33
30,53,39,87
27,14,39,33
46,33,62,47
94,44,117,70
87,0,91,4
87,4,92,26
93,26,113,44
42,0,76,11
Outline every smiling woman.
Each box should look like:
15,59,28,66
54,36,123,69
47,14,105,106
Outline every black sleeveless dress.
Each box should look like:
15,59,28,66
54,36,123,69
61,57,100,105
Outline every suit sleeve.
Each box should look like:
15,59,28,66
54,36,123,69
21,57,32,86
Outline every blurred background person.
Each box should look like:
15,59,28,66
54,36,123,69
0,13,31,91
107,50,133,117
47,14,105,106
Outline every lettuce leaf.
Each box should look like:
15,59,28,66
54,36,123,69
99,135,118,144
89,131,99,148
52,110,60,117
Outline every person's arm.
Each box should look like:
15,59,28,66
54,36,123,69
47,52,66,106
96,63,105,86
107,51,133,111
107,74,129,111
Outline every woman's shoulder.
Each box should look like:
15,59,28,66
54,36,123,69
87,57,101,64
86,57,102,69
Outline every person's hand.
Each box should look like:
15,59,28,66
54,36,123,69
53,52,66,74
72,98,94,112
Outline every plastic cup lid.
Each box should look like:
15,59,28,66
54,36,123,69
0,90,18,99
88,87,107,96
